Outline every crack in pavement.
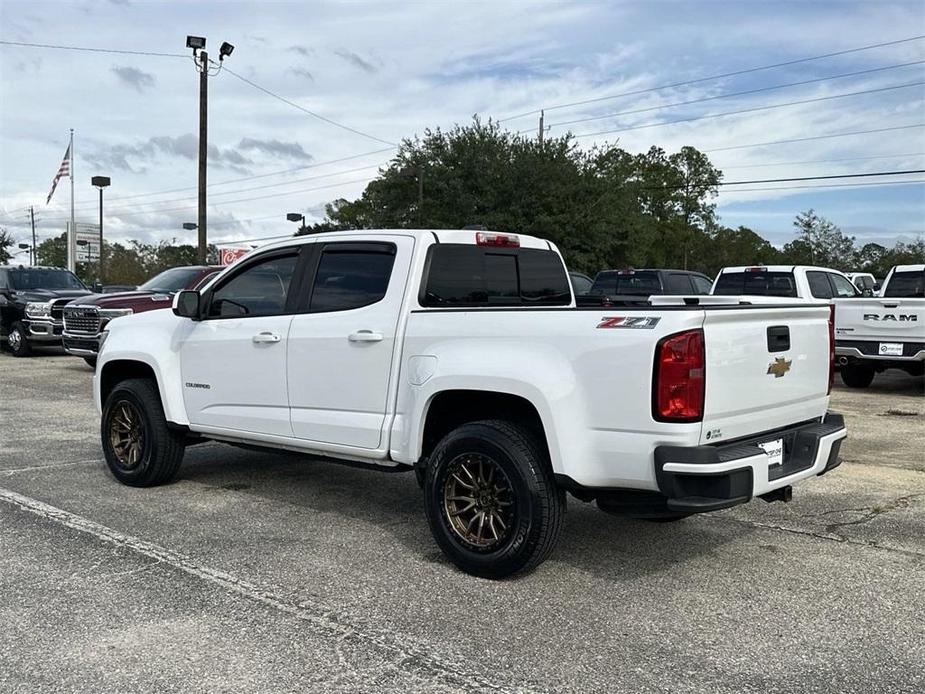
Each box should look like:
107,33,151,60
0,486,541,694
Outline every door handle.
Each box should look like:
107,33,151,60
348,330,383,342
252,331,281,344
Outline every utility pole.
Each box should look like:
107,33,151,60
417,165,424,227
29,206,36,265
538,110,544,147
197,49,208,264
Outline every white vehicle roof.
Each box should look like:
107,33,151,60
718,265,850,274
892,264,925,272
247,228,554,255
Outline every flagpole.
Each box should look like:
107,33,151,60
68,128,76,272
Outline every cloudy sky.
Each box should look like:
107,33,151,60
1,0,923,258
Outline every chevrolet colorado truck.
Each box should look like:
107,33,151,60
63,265,221,367
95,229,846,578
834,264,924,387
0,265,91,357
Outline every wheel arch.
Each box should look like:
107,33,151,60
98,356,187,425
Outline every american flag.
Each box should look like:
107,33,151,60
46,143,71,204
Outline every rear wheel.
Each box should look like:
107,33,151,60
423,420,565,579
101,378,185,487
7,322,31,357
840,364,875,389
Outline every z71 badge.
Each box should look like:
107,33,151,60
597,316,661,329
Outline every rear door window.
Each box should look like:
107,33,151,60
829,273,859,298
309,243,396,312
713,271,798,297
806,271,834,299
665,273,694,294
421,245,570,307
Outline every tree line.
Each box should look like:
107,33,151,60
4,119,921,282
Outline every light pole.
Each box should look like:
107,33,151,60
91,176,110,283
186,35,234,264
286,212,306,234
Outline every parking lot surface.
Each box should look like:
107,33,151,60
2,352,923,693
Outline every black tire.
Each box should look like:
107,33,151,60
83,356,98,369
840,364,875,389
7,321,32,357
423,419,565,579
101,378,185,487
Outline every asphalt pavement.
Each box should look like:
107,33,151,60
1,350,923,693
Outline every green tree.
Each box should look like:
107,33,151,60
35,232,67,268
789,209,855,268
0,227,15,264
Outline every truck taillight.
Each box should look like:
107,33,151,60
653,329,705,422
476,232,520,248
828,304,835,395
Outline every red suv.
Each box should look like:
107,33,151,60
63,265,221,366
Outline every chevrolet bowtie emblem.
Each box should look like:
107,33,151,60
767,357,792,378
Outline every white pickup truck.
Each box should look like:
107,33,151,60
95,229,846,578
834,264,925,387
712,265,860,301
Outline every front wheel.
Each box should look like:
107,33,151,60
840,364,875,389
423,420,565,579
7,322,32,357
101,378,185,487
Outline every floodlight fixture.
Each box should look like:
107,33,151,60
91,176,110,188
182,222,198,230
18,243,30,249
186,36,206,51
286,213,303,222
219,42,235,61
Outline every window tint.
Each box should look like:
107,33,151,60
569,273,593,295
665,273,693,294
591,271,662,296
422,245,571,307
691,275,713,294
884,270,925,297
829,273,859,298
806,271,833,299
209,254,297,318
140,267,210,293
713,271,797,297
309,244,395,312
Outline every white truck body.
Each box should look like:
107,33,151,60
711,265,860,302
834,265,925,385
94,229,846,576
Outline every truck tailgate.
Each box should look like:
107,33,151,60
835,298,925,345
700,305,831,444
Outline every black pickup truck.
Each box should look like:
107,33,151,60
0,266,91,357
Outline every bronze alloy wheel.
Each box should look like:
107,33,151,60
108,400,145,469
442,453,515,549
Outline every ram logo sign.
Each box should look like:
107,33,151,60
863,314,918,322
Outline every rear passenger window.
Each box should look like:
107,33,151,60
691,275,713,294
422,245,571,307
807,271,833,299
665,273,693,294
310,243,396,312
209,254,298,318
829,273,859,298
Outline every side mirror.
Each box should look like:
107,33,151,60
173,290,201,320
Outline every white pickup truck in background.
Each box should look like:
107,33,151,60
711,265,860,301
834,264,925,388
94,229,846,578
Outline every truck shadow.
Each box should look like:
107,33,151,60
179,443,751,582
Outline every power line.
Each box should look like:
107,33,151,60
721,169,924,185
540,60,925,131
719,179,925,193
0,39,186,58
704,122,925,152
573,80,925,139
221,65,398,147
716,152,925,169
497,34,925,122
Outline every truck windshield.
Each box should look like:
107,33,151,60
139,267,205,292
713,271,798,297
883,270,925,298
8,269,85,290
590,271,661,295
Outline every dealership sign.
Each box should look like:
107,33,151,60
220,247,250,265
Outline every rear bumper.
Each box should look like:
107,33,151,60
653,412,846,513
836,340,925,362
